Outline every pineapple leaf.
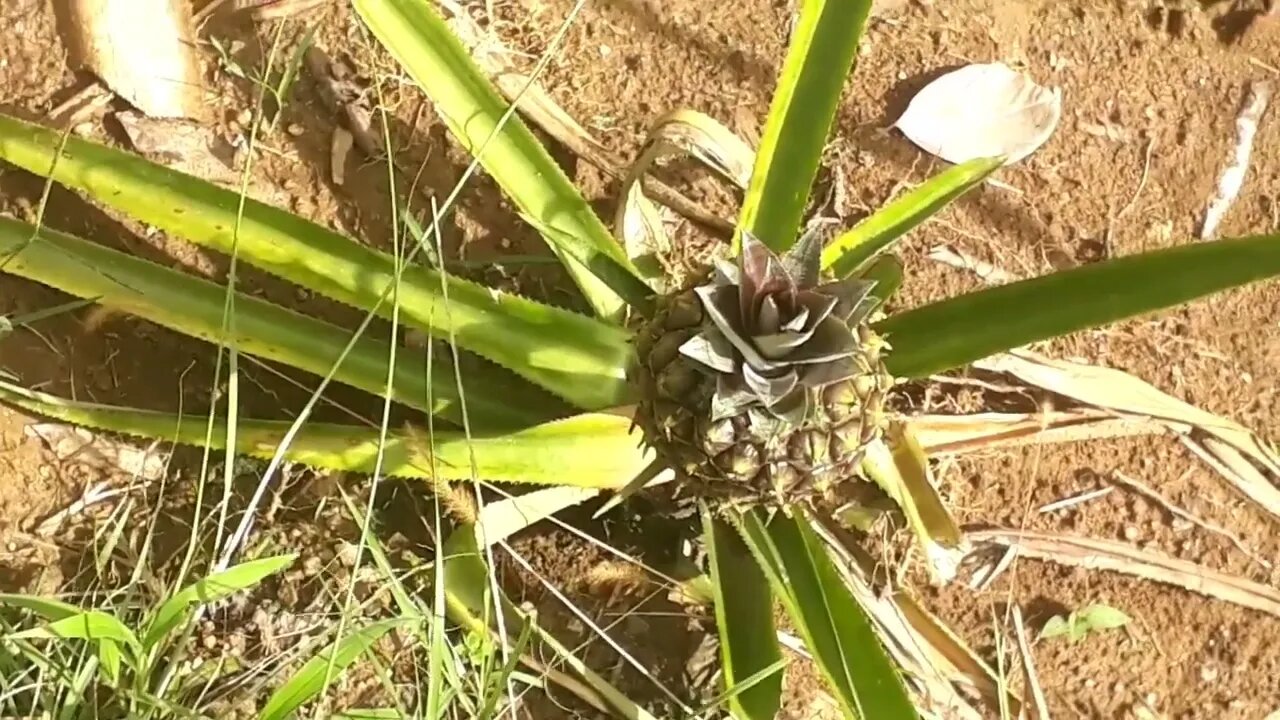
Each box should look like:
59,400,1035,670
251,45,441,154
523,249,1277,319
734,509,918,720
0,216,553,428
0,381,648,489
353,0,643,321
0,114,635,412
862,428,965,585
703,509,784,720
857,254,905,311
738,0,873,253
822,156,1003,278
878,233,1280,378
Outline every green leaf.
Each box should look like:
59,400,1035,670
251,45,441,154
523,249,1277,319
0,217,553,429
0,381,649,489
259,618,410,720
143,554,297,649
98,639,123,685
1036,615,1071,640
1040,604,1130,643
0,597,133,683
703,510,783,720
0,113,634,412
10,611,142,653
353,0,641,320
855,253,904,308
0,594,84,620
735,511,917,719
822,157,1003,277
1075,604,1131,631
878,234,1280,378
738,0,872,252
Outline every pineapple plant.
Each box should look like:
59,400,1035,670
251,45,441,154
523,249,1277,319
0,0,1278,716
633,229,891,508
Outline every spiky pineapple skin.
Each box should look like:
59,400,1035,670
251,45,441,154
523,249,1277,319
631,277,893,508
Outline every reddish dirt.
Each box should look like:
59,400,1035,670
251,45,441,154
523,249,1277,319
3,0,1280,718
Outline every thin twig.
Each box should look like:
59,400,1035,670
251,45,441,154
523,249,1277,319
1104,136,1155,256
1110,470,1270,569
969,545,1017,591
1010,606,1049,720
1037,486,1114,514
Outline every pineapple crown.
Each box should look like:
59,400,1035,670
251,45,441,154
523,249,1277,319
678,228,878,427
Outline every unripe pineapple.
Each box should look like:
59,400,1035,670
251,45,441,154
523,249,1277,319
632,230,893,508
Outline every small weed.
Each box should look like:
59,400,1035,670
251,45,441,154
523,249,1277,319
1038,604,1132,643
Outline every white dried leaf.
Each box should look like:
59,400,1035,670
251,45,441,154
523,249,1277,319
895,62,1062,165
25,423,166,481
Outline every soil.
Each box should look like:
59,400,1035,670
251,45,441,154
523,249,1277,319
3,0,1280,718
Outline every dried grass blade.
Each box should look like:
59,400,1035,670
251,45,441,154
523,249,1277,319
974,351,1280,517
1010,605,1050,720
909,411,1165,455
967,528,1280,618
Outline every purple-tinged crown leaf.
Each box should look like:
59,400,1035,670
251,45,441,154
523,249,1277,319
676,229,879,426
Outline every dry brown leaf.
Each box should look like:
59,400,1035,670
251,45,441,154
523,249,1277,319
865,426,967,585
616,108,755,292
974,351,1280,519
64,0,203,119
910,410,1166,456
25,423,166,481
967,528,1280,618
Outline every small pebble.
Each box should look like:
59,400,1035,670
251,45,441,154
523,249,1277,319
286,123,305,137
236,108,252,126
1123,526,1140,541
1200,664,1219,683
302,556,322,577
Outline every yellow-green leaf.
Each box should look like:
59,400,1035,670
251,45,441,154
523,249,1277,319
0,113,634,411
703,510,783,720
0,381,648,489
738,0,872,252
822,157,1002,278
353,0,641,320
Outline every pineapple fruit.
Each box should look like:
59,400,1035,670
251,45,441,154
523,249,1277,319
632,230,894,508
